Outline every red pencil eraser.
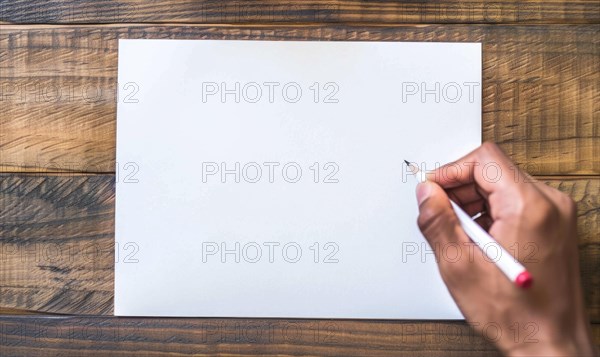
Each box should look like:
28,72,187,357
515,271,533,289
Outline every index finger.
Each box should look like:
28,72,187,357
426,141,519,195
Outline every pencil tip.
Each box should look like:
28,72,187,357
404,160,410,166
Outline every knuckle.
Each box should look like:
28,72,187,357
528,197,560,228
480,141,503,161
480,141,498,153
479,141,509,166
543,199,561,223
559,192,577,216
512,190,527,216
501,187,527,218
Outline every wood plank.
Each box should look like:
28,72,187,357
1,25,598,175
0,317,502,357
0,308,39,315
1,1,599,25
0,316,599,357
0,175,598,321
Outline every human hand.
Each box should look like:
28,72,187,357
415,142,596,356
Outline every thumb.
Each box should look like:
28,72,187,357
416,181,468,249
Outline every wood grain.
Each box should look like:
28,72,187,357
0,175,114,315
0,175,598,321
1,316,599,357
1,24,598,175
0,317,502,357
1,2,598,356
1,1,599,25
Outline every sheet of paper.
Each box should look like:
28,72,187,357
115,39,481,318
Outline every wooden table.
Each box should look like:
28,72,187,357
1,1,598,356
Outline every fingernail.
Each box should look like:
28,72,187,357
416,182,432,206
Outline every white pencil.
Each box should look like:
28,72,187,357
404,160,533,289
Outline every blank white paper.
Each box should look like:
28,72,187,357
115,39,481,318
